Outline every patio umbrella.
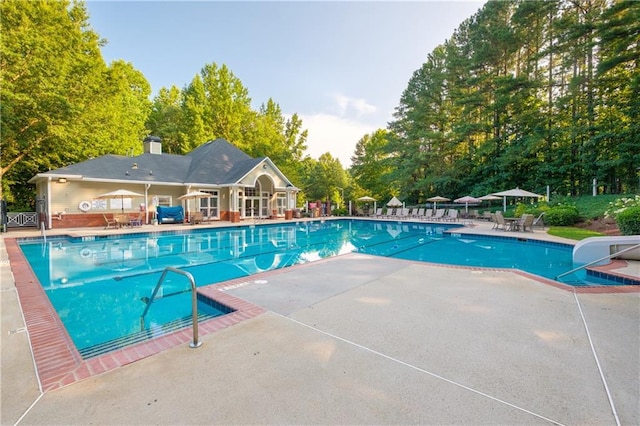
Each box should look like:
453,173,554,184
357,196,377,216
97,189,144,214
478,194,502,201
178,191,210,225
426,195,450,210
386,196,403,207
357,196,376,202
492,187,543,212
454,195,481,213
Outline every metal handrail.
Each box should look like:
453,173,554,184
40,222,47,244
556,243,640,280
140,267,202,348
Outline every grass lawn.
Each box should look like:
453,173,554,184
547,226,605,240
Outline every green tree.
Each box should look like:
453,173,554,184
1,0,150,207
350,129,394,202
147,86,184,154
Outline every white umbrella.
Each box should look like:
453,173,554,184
454,195,481,213
97,189,144,214
478,194,502,201
178,191,210,225
426,195,450,210
492,187,543,212
357,196,376,202
386,196,402,207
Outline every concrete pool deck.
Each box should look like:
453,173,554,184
2,218,639,425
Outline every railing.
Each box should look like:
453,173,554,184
6,212,38,228
140,267,202,348
556,244,640,281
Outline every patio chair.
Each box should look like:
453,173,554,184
520,213,535,232
189,211,204,224
372,208,383,218
493,211,507,231
103,213,118,230
532,212,545,229
482,211,492,221
130,213,144,227
115,214,131,228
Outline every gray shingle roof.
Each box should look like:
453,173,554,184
184,139,265,184
33,138,272,186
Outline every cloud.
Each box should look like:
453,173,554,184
298,113,378,167
332,93,377,117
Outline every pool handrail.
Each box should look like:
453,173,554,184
140,266,202,349
556,243,640,281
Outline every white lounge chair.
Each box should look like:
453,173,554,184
420,209,433,221
432,209,446,221
444,209,459,222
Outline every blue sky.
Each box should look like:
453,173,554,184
86,1,485,166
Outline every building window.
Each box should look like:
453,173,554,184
155,195,172,207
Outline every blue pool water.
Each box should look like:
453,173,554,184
17,219,613,357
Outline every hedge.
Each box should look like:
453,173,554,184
616,206,640,236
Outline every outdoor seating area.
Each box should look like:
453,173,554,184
349,203,544,234
351,188,546,233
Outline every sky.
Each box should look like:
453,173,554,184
85,1,485,167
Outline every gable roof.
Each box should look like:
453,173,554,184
184,139,264,184
30,138,288,187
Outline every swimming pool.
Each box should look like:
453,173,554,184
17,219,617,357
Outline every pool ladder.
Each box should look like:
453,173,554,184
140,267,202,348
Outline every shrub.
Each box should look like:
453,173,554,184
605,195,640,219
544,206,580,226
515,202,548,218
616,206,640,236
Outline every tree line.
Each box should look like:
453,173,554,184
353,0,639,206
2,0,637,211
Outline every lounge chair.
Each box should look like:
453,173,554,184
482,211,492,221
444,209,459,222
412,208,424,219
432,209,446,221
420,209,433,221
103,213,118,230
371,208,383,218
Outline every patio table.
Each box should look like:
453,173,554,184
503,217,520,231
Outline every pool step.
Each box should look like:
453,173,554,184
78,312,218,359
